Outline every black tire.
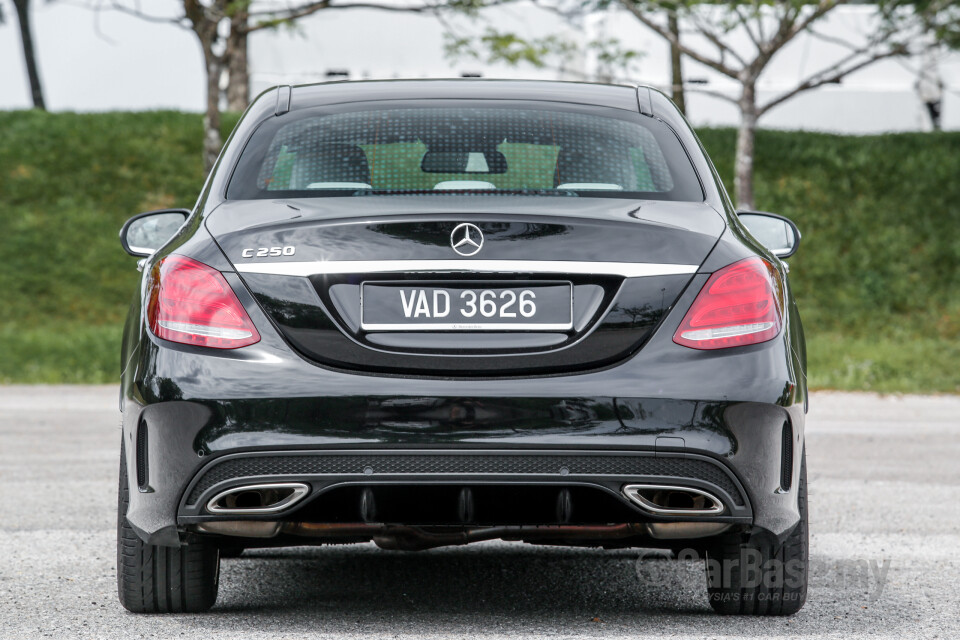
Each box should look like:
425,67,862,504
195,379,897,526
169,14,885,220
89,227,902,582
704,450,808,615
117,442,220,613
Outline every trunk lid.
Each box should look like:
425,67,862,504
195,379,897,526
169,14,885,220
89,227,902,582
206,196,724,376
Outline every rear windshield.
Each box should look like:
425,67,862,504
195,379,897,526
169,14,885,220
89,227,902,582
227,101,703,201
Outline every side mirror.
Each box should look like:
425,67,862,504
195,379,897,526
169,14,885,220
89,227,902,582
737,210,801,259
120,209,189,257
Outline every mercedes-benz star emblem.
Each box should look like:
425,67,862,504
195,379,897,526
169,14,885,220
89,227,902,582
450,223,484,256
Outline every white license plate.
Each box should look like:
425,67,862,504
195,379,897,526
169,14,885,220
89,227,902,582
360,282,573,331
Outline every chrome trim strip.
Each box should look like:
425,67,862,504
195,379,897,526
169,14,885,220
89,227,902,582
235,260,699,278
621,484,726,516
360,323,574,331
206,482,310,515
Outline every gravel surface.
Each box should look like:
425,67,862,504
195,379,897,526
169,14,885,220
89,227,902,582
0,386,958,639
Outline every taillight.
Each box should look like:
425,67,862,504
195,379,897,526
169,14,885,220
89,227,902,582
673,257,783,350
147,255,260,349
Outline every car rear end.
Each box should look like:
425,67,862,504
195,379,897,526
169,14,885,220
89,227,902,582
118,80,807,614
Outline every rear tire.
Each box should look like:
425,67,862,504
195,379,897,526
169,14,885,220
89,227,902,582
117,442,220,613
704,450,808,615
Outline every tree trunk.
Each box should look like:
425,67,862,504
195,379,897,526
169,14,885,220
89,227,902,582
13,0,46,110
667,11,685,115
193,27,225,173
226,10,249,112
734,82,758,210
202,49,224,173
184,0,227,172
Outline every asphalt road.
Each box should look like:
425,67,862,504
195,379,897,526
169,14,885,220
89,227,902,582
1,386,958,639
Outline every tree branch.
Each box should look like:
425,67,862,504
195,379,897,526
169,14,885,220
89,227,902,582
104,0,188,27
805,26,866,51
528,0,584,22
732,4,762,52
616,0,739,79
759,44,906,115
686,85,739,105
246,0,467,32
753,0,767,44
790,0,850,43
688,8,748,68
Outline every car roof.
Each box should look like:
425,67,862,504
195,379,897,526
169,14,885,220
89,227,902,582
288,78,647,112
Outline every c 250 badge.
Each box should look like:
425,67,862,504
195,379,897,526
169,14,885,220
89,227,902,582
241,246,296,258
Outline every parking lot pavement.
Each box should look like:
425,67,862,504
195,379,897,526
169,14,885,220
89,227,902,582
0,386,958,639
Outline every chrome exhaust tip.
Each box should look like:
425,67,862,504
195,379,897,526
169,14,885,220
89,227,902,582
622,484,725,516
643,522,732,539
206,482,310,515
196,520,282,538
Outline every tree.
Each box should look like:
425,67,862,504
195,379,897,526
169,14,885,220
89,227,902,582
445,1,685,118
665,6,685,113
615,0,913,208
4,0,47,109
456,1,918,208
881,0,960,50
103,0,454,172
449,0,686,108
445,27,644,83
225,3,249,112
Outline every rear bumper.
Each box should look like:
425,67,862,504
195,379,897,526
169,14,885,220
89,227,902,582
123,389,803,548
121,272,806,547
178,448,753,521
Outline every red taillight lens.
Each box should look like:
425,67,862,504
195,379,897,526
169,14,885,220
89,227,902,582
147,255,260,349
673,257,783,350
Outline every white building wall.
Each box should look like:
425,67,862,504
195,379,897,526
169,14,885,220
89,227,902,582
0,0,956,132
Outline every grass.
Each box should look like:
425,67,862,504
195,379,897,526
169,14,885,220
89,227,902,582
806,332,960,393
0,324,122,384
0,111,957,392
697,128,960,393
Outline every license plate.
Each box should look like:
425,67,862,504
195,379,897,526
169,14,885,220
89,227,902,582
361,282,573,331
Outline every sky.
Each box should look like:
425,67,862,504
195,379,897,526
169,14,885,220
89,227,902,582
1,0,957,132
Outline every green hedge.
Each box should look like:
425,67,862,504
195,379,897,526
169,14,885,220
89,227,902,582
0,111,957,391
698,129,960,393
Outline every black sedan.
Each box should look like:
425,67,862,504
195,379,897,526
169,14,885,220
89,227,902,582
117,79,808,616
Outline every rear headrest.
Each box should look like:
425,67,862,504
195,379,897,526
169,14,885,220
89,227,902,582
554,146,631,189
290,143,371,188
